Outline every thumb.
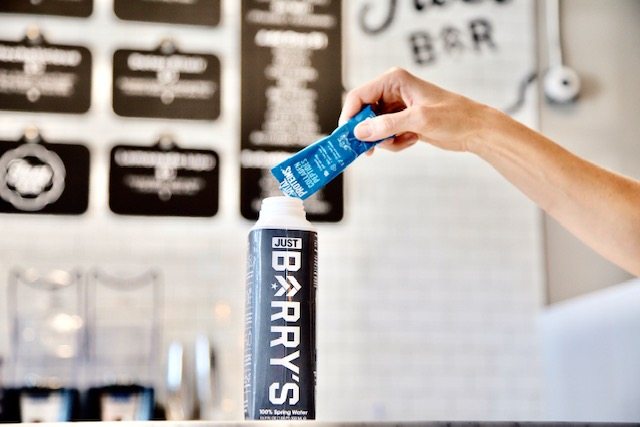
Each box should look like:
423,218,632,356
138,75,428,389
354,109,415,141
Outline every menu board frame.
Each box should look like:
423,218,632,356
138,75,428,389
240,0,343,222
0,33,92,114
0,0,93,18
112,42,221,121
108,139,220,217
0,134,90,215
114,0,220,27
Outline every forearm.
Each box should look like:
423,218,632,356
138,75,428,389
343,68,640,274
472,108,640,276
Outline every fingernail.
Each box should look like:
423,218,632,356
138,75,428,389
355,122,372,140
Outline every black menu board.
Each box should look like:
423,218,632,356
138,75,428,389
0,136,90,215
240,0,343,222
0,0,92,18
109,140,219,217
114,0,220,27
0,36,92,114
112,44,220,121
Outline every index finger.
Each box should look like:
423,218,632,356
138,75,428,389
338,68,404,126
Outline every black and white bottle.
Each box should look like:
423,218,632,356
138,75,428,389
244,197,317,420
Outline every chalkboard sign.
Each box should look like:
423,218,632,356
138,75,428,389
0,34,92,114
0,135,90,215
240,0,342,222
114,0,220,27
112,43,220,121
109,140,219,217
0,0,92,18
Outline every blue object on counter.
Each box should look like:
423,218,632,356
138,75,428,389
271,105,382,199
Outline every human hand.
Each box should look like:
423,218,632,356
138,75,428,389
341,72,640,277
339,67,497,154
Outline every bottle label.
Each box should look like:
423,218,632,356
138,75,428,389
244,228,317,420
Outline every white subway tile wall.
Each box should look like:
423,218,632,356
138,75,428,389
0,152,544,421
0,0,544,421
317,149,544,420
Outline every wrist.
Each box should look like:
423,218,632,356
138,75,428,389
466,104,503,157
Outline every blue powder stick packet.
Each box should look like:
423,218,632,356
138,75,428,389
271,105,381,199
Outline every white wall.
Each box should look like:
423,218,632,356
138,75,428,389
3,0,638,422
539,0,640,303
0,0,546,421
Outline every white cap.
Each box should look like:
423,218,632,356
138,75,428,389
253,197,314,231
